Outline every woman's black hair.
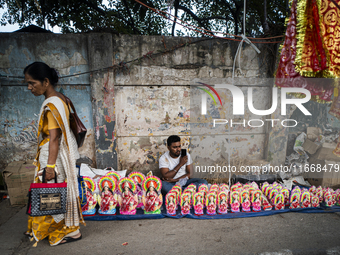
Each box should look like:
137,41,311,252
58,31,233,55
24,62,59,86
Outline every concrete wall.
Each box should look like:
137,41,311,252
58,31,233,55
4,32,321,176
0,33,95,171
112,36,277,175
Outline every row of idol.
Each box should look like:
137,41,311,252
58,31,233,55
81,171,163,216
165,182,340,216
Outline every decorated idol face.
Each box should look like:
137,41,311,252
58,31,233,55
104,186,109,192
123,182,130,192
233,194,238,200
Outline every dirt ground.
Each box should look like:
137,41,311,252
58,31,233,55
0,199,340,255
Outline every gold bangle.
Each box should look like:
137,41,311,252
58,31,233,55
46,164,56,168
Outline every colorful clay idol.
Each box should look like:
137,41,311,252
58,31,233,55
200,189,207,207
142,176,163,214
331,193,336,206
316,186,323,203
172,185,182,204
261,194,272,211
251,181,259,189
98,176,118,215
289,192,300,209
82,176,98,216
193,192,204,216
300,191,311,208
243,184,250,190
269,189,278,205
117,177,138,215
309,185,316,195
220,184,229,192
129,172,145,209
184,187,195,201
198,183,208,193
324,194,333,207
241,190,251,212
217,191,228,214
251,189,262,212
261,182,269,194
166,192,177,216
311,195,320,208
274,193,285,210
187,184,197,193
170,188,181,209
230,191,241,213
181,192,191,215
105,171,120,190
210,184,219,192
281,188,290,206
206,192,217,215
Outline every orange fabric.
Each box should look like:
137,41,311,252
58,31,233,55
27,215,79,246
42,99,69,136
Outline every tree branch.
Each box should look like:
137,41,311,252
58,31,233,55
178,4,214,35
83,0,141,34
172,0,179,36
122,0,139,34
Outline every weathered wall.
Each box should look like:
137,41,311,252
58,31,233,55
0,33,95,171
0,33,281,176
113,36,277,174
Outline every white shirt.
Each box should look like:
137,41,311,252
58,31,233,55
159,151,192,180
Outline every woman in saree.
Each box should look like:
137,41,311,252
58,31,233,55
24,62,85,246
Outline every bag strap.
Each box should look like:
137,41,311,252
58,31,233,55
42,168,58,183
63,95,77,115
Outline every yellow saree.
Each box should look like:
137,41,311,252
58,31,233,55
26,96,85,246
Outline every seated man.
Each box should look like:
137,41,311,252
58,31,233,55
159,135,208,195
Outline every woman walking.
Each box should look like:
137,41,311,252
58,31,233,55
24,62,85,246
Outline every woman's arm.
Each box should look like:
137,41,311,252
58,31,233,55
45,128,61,181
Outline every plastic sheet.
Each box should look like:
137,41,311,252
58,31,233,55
84,204,340,221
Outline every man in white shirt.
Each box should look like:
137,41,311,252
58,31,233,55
159,135,208,195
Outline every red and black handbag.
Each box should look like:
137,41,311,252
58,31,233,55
26,169,67,216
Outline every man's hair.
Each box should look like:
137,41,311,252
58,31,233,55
167,135,181,146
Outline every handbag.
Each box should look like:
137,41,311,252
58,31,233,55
64,96,87,147
26,169,67,216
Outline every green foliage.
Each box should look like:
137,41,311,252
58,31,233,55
0,0,287,36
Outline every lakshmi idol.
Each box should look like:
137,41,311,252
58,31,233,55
166,192,177,216
98,176,118,215
142,176,163,214
206,193,217,215
251,190,262,212
129,172,145,209
81,176,98,216
193,192,204,216
217,191,228,214
117,177,138,215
